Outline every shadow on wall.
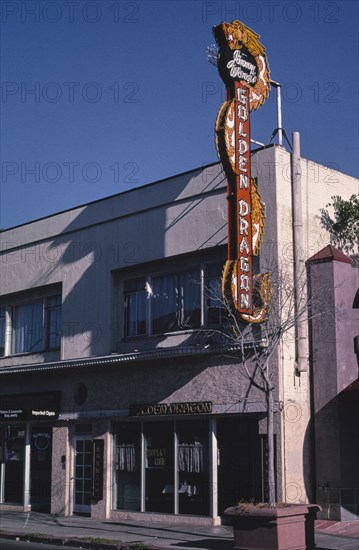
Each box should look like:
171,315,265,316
304,381,359,521
29,164,226,357
304,246,359,519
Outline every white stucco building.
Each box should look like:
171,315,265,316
0,144,358,522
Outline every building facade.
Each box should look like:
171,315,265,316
307,246,359,521
0,144,358,523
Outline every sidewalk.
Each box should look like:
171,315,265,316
314,519,359,550
0,511,358,550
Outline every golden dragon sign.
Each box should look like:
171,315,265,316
213,20,272,324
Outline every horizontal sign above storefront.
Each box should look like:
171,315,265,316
0,392,60,421
129,401,213,417
58,400,270,421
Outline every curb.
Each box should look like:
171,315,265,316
0,532,163,550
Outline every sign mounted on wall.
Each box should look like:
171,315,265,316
129,401,212,417
213,20,272,323
92,439,104,501
0,392,60,420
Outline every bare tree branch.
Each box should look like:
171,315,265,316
198,261,334,507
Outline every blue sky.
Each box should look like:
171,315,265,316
1,0,358,229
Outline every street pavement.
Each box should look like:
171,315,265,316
0,511,358,550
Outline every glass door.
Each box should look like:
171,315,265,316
72,436,93,514
1,425,25,504
30,427,52,512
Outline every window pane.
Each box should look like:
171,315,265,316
126,290,146,337
180,270,201,329
14,301,43,353
46,295,61,308
116,423,141,511
152,275,178,334
0,308,5,356
177,419,209,516
124,277,145,292
206,264,225,326
46,296,62,349
145,422,174,513
126,294,136,336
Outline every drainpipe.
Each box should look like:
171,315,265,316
291,132,308,372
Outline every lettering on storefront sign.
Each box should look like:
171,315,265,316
0,409,24,419
31,410,56,417
129,401,212,417
226,49,258,83
146,448,168,467
92,439,104,501
236,85,252,311
0,393,60,420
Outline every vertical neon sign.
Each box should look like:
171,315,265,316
235,82,252,311
214,20,271,323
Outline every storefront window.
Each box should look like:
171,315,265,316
145,422,174,513
115,423,141,511
114,420,210,516
2,425,25,503
177,420,209,516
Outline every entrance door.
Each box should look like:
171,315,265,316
217,416,262,514
2,425,25,504
72,436,93,514
31,427,52,512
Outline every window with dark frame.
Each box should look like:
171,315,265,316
206,263,226,326
0,292,62,357
46,295,62,350
123,263,223,338
152,270,201,334
124,277,147,337
13,300,44,354
0,307,6,356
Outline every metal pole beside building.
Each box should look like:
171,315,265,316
291,131,308,372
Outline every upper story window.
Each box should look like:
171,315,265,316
46,295,62,349
151,270,201,334
125,277,147,337
0,307,6,356
206,263,225,326
0,289,62,357
123,263,223,338
13,300,44,353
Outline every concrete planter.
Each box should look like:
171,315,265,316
224,504,321,550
